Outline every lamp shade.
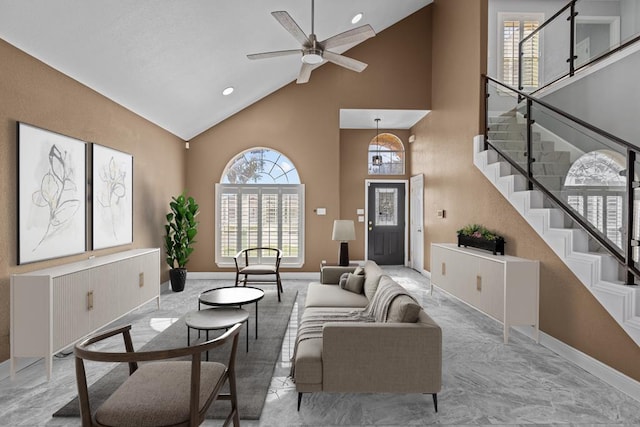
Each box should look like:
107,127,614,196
332,220,356,241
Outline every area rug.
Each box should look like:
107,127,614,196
53,288,297,420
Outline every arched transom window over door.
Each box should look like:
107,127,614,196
368,133,405,175
215,148,305,267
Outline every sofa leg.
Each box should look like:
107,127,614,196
297,392,303,411
432,393,438,412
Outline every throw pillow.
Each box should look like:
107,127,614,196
338,272,350,289
353,266,364,276
387,295,422,323
343,273,365,294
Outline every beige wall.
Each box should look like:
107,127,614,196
0,39,186,363
339,129,411,262
186,8,432,272
411,0,640,381
2,0,637,383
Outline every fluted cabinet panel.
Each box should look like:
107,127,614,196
430,243,539,344
10,248,161,380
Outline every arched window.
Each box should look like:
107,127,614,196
564,150,625,248
368,133,405,175
222,148,300,184
216,148,304,267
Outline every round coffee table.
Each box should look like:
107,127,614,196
199,286,265,339
185,307,250,354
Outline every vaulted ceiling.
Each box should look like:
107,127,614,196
0,0,432,140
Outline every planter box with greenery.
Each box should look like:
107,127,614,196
164,192,199,292
457,224,505,255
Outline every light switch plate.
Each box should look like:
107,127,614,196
356,208,364,215
316,208,326,215
358,216,364,222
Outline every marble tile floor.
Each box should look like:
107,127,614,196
1,266,640,426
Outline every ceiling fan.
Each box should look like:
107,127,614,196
247,0,376,84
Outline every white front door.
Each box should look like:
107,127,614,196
410,174,424,272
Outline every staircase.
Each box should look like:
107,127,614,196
474,112,640,347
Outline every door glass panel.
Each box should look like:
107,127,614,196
375,188,397,226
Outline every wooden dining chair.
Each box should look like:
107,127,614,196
234,247,283,302
74,323,241,427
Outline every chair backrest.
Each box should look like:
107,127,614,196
236,247,282,268
74,323,241,427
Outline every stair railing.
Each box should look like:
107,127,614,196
519,0,640,95
484,74,640,286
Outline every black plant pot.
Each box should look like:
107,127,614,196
169,268,187,292
457,234,505,255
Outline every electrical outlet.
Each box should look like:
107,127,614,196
139,272,144,287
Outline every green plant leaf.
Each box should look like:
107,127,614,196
164,191,200,269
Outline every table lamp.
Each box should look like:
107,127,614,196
332,220,356,266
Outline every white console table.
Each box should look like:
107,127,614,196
430,243,539,343
10,248,161,379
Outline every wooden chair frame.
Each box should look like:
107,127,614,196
234,247,283,302
74,323,241,427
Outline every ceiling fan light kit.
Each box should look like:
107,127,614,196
247,0,375,84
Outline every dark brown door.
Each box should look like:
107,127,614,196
367,182,405,265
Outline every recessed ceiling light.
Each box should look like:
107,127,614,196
222,87,234,96
351,13,363,24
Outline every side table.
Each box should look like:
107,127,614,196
185,307,250,355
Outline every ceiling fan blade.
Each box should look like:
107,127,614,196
247,49,302,60
297,62,313,84
272,11,310,46
323,51,368,73
320,24,376,50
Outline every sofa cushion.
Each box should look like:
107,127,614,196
387,294,422,323
342,273,365,294
363,260,385,300
305,283,369,308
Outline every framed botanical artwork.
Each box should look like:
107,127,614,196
92,144,133,249
17,122,87,264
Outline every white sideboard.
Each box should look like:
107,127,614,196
430,243,539,343
10,248,161,379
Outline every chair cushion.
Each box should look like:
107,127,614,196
95,361,226,427
240,264,277,274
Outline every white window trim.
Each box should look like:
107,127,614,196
497,12,545,91
214,183,305,268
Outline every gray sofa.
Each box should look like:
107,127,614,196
293,261,442,412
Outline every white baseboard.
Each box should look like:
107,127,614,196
512,325,640,402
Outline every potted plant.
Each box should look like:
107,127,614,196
457,224,505,255
164,192,199,291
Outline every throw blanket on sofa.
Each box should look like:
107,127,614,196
290,309,372,379
290,283,413,379
357,279,417,322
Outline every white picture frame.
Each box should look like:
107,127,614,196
92,144,133,250
18,122,87,264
